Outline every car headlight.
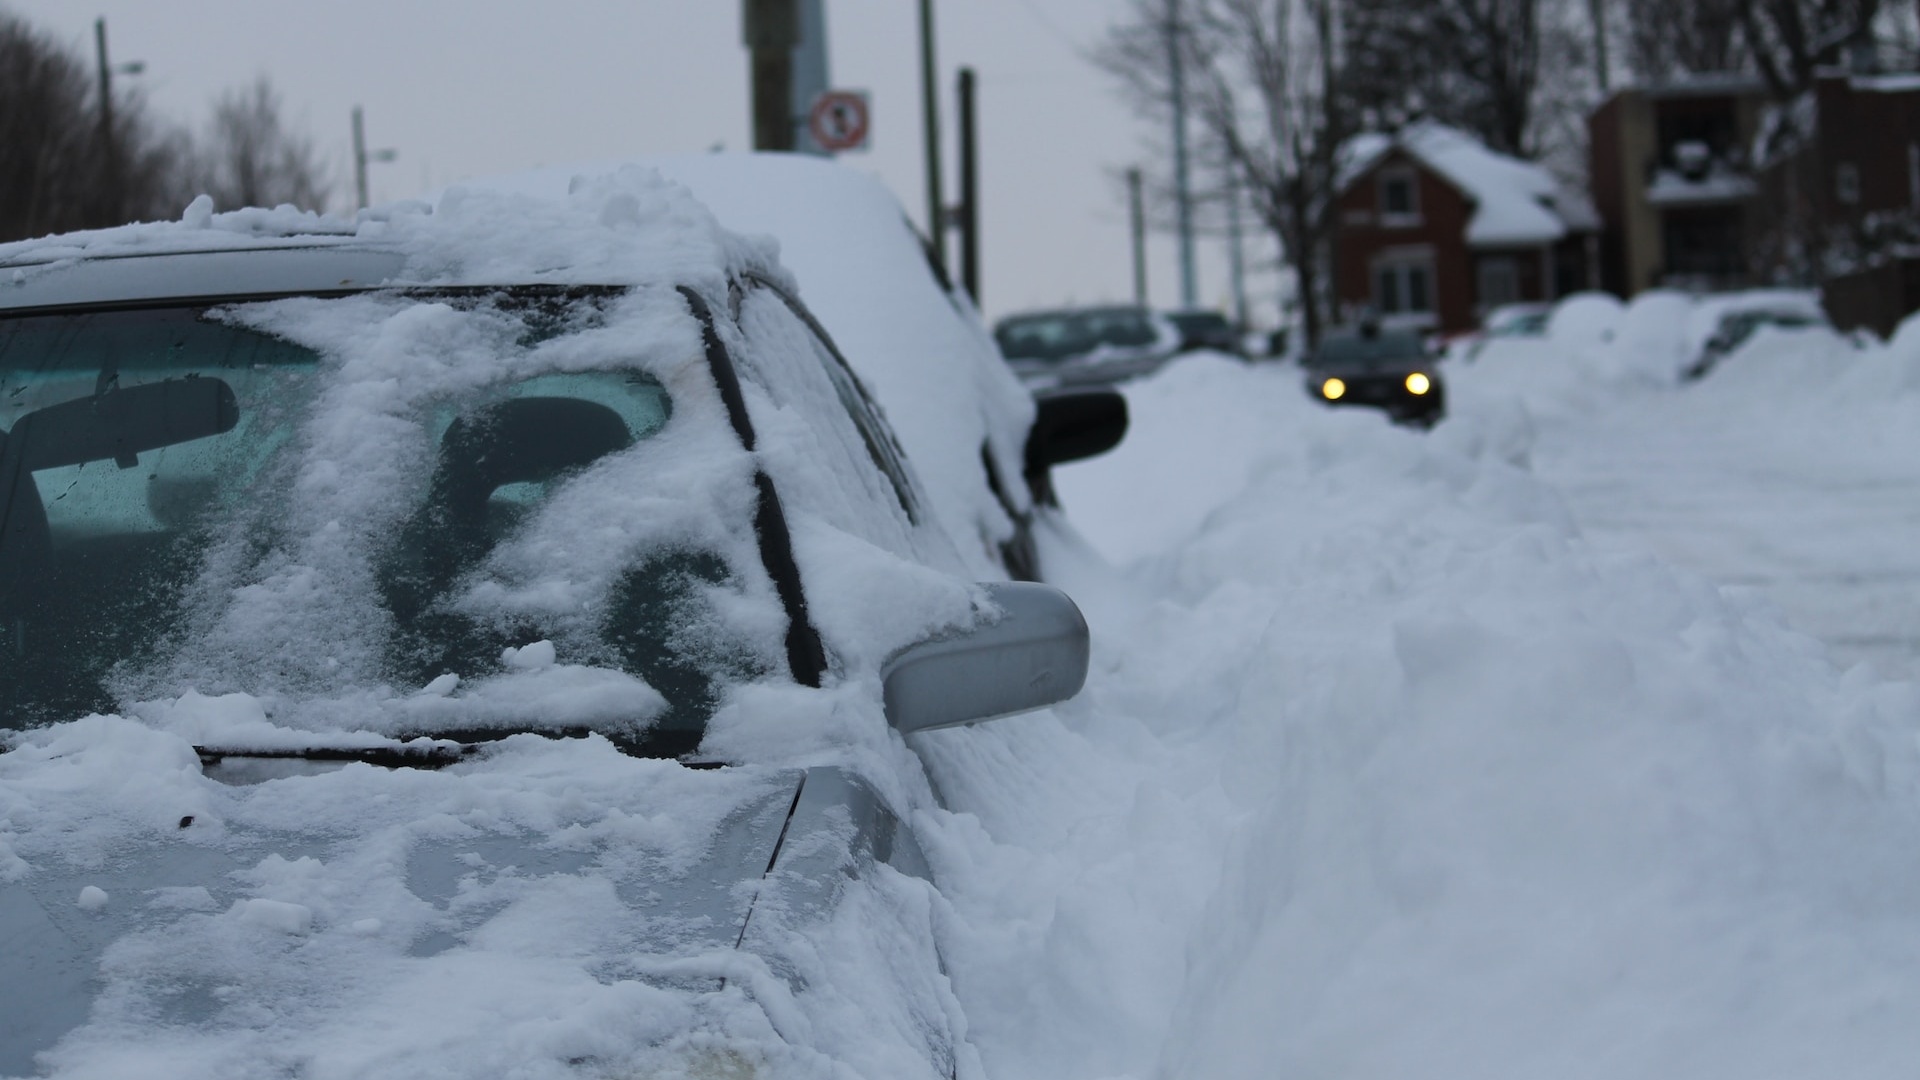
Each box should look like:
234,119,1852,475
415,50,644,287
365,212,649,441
1321,377,1346,400
1404,372,1431,395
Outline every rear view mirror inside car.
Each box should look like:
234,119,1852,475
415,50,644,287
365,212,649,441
9,377,239,472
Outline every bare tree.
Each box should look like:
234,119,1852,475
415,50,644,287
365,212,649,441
189,76,333,212
1739,0,1886,97
1626,0,1750,78
1341,0,1545,155
0,12,191,241
1101,0,1351,345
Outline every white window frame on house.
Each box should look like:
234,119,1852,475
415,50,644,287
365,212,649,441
1372,247,1437,323
1476,255,1521,309
1377,167,1421,227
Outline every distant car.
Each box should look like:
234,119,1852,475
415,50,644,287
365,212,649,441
1682,294,1832,380
993,305,1181,389
1304,324,1446,427
1456,302,1552,360
1165,309,1243,355
0,173,1094,1077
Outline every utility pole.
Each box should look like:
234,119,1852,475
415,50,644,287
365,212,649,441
94,18,117,224
791,0,831,154
351,107,397,211
956,67,980,303
91,18,144,226
745,0,801,151
1167,0,1197,308
920,0,946,268
1587,0,1611,95
1128,168,1148,306
1227,174,1248,330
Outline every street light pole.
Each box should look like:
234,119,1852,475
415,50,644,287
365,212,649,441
1128,168,1148,306
745,0,800,151
1168,0,1197,308
957,66,979,304
352,107,398,211
919,0,946,269
94,18,118,224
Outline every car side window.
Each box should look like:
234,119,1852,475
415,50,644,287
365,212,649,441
735,283,924,528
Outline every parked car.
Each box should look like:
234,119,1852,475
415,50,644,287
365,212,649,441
992,305,1181,389
1453,301,1552,360
0,174,1094,1078
1303,322,1446,427
1164,308,1243,356
1681,291,1832,380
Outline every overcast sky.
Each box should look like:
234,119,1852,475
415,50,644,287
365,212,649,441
12,0,1272,323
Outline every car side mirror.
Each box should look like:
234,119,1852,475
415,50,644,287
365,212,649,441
1025,389,1127,474
882,581,1089,734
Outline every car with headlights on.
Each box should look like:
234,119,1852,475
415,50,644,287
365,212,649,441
0,172,1093,1079
1303,323,1445,427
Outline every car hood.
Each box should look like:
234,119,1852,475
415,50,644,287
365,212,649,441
0,718,804,1077
1303,357,1431,378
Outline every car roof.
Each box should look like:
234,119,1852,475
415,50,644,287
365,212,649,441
0,243,408,313
0,172,770,316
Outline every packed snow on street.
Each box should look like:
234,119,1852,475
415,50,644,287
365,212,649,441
936,296,1920,1079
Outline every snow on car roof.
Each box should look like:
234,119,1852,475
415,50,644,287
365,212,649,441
1342,121,1599,247
0,167,783,311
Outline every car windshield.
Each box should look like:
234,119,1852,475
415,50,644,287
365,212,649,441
1306,329,1427,368
995,309,1158,363
0,292,778,752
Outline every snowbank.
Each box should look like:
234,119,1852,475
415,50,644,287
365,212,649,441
925,348,1920,1079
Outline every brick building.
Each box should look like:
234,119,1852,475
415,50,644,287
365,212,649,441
1589,71,1920,334
1334,122,1599,336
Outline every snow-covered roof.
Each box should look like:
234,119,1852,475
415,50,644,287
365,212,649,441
1341,122,1597,248
1645,168,1759,207
0,167,782,305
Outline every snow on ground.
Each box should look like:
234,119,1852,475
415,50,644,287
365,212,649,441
923,315,1920,1079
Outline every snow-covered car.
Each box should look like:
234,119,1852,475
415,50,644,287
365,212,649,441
464,153,1128,583
992,305,1181,390
1681,290,1833,380
1164,309,1243,356
0,174,1092,1078
1303,323,1446,427
1454,301,1552,361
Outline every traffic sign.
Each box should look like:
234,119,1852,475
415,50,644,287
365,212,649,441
808,91,871,154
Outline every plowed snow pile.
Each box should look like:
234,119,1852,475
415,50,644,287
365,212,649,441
928,336,1920,1079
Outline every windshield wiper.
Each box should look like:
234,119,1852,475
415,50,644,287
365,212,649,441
194,741,475,770
193,725,713,771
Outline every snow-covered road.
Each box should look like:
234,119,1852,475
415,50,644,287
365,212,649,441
938,303,1920,1080
1531,362,1920,680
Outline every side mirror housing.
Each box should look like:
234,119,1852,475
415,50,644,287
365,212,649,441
882,581,1089,734
1025,389,1127,474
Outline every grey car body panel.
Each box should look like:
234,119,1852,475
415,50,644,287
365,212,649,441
0,763,806,1077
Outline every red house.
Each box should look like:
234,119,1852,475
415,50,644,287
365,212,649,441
1333,123,1599,335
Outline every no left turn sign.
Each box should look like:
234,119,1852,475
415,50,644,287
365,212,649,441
808,91,871,153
